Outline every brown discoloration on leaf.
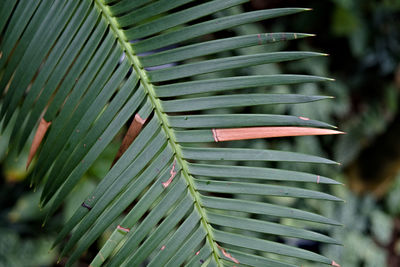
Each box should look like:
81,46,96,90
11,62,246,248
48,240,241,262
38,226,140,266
212,127,343,142
298,116,310,121
116,225,130,233
162,159,177,188
26,118,51,169
111,114,146,167
217,243,239,264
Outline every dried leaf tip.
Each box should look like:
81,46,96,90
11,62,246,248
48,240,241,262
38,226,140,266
26,118,51,170
111,113,147,167
211,127,343,142
217,243,239,264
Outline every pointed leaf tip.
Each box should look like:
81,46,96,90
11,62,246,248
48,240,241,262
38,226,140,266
212,127,343,142
26,118,51,170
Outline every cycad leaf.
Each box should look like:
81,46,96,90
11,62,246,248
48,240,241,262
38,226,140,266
0,1,343,266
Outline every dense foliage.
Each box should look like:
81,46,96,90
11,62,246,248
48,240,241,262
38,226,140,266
1,0,399,266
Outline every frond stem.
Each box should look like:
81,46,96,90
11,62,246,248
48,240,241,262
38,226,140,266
93,0,221,265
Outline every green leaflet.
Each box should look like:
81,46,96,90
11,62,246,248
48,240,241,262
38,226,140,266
201,196,341,226
30,43,123,183
161,94,330,112
0,0,80,126
195,179,342,201
132,8,310,53
213,230,333,264
206,212,340,245
181,147,339,164
52,116,161,248
148,52,326,82
188,163,341,184
168,114,335,129
124,0,247,40
116,0,196,27
140,33,313,67
155,75,333,97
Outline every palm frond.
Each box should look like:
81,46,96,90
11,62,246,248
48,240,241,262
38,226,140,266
0,0,343,266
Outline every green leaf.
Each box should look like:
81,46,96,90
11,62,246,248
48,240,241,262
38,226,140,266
155,75,333,97
181,147,339,164
206,212,341,245
188,163,341,184
140,33,313,67
213,230,333,264
148,52,326,82
195,179,342,201
168,114,335,129
162,94,330,112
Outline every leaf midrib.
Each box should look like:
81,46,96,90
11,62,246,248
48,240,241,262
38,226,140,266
94,0,221,265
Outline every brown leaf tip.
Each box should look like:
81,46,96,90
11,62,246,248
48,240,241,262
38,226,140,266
26,118,52,170
111,113,147,167
211,127,343,142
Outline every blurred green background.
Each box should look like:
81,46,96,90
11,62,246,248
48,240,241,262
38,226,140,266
1,0,400,266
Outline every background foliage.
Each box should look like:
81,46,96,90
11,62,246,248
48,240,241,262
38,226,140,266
1,0,400,266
